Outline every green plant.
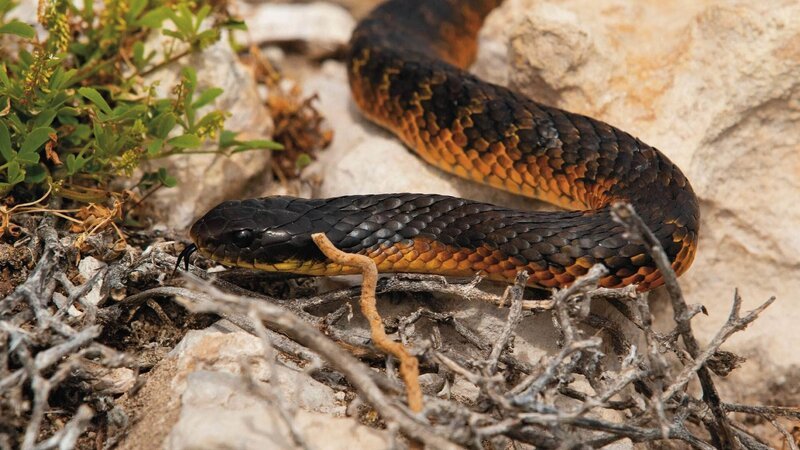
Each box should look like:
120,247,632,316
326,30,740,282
0,0,280,204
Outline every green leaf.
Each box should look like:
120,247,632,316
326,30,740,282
45,57,61,69
109,103,147,121
93,123,111,156
49,67,66,90
137,6,171,28
161,29,183,40
295,153,312,170
17,151,40,165
132,41,146,68
168,5,194,37
232,139,284,152
167,134,201,149
70,124,92,141
194,29,219,46
24,164,46,183
157,167,177,187
126,0,148,22
221,19,247,31
150,112,177,138
33,109,57,128
5,114,23,133
57,106,80,117
0,122,12,162
219,130,237,148
0,20,36,39
194,5,211,28
192,87,223,109
6,161,24,185
78,87,112,114
65,154,88,176
0,64,9,87
147,138,164,155
19,127,54,163
181,67,197,91
19,49,33,66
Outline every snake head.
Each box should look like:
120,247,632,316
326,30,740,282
189,196,325,269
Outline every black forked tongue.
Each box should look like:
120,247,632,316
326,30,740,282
175,243,198,272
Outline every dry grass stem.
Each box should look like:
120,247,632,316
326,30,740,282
311,232,423,414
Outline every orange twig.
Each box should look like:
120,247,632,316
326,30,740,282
311,233,423,414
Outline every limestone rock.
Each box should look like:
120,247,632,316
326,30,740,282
238,2,356,58
117,324,388,449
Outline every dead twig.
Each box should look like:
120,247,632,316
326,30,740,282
612,202,737,448
486,271,529,375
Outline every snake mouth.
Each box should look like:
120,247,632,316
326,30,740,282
193,241,324,275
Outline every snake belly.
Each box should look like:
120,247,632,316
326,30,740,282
188,0,700,291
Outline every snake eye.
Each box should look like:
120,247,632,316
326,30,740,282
230,229,255,248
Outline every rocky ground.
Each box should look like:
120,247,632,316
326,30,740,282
3,0,799,449
263,0,800,421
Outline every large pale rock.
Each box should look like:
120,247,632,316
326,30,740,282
237,2,356,57
477,0,800,400
117,323,388,449
141,31,274,229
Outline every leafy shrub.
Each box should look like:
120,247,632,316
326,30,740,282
0,0,280,204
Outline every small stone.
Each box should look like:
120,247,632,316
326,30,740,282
51,292,82,318
78,256,107,307
87,364,137,395
450,378,481,404
418,373,446,396
167,371,387,450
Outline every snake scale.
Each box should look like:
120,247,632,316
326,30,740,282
182,0,700,292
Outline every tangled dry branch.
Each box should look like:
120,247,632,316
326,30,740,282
0,204,796,449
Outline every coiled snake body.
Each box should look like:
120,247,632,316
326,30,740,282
185,0,700,291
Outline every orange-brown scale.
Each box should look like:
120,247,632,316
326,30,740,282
229,235,690,292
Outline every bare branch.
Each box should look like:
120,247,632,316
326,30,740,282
611,202,737,448
486,271,528,375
